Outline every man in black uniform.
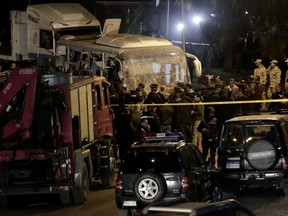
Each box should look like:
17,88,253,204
113,107,136,162
144,83,163,104
197,106,218,164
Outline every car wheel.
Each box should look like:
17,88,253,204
276,179,288,196
59,190,72,205
221,182,238,199
211,184,222,202
247,139,278,170
117,209,130,216
134,173,166,205
222,189,235,199
187,184,200,202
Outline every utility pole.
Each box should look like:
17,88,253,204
181,0,186,52
166,0,170,38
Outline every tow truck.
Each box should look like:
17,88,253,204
0,66,115,205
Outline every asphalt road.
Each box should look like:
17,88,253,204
238,187,288,216
1,177,288,216
0,182,117,216
1,185,288,216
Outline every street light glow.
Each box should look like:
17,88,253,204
192,16,203,25
177,22,184,30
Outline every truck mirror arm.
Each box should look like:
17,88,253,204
185,52,202,78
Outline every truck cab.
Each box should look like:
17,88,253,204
0,3,101,63
0,67,116,205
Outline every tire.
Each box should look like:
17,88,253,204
222,189,235,199
276,188,287,196
187,184,200,202
276,179,288,196
210,184,222,202
100,139,116,186
221,182,237,199
117,209,136,216
118,209,129,216
247,140,277,170
59,191,72,205
99,139,110,156
134,173,166,205
72,163,89,204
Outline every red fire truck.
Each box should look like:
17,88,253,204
0,66,115,205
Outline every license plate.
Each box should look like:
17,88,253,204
123,201,137,207
226,159,240,169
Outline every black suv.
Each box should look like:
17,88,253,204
115,133,222,216
218,113,288,194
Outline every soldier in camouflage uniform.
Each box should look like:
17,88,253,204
253,59,267,109
267,60,281,99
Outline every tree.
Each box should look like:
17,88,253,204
176,0,288,71
96,1,159,35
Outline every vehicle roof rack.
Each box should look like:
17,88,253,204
235,109,288,116
143,132,183,142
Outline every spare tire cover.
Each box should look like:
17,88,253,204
247,140,277,170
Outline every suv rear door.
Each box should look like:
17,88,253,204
178,145,212,201
219,121,283,171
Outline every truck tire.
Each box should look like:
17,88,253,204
72,163,89,204
59,191,72,205
134,173,166,205
99,139,116,186
247,140,278,170
99,139,110,156
100,147,116,186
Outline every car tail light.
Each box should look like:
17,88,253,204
181,176,189,192
116,178,123,193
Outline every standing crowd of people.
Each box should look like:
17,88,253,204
112,82,218,163
112,58,288,164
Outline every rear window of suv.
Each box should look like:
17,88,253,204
221,122,280,148
122,148,183,173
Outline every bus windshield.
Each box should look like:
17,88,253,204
119,46,190,90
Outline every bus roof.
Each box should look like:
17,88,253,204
95,33,173,48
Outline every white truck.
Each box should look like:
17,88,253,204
0,3,201,90
0,3,101,62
